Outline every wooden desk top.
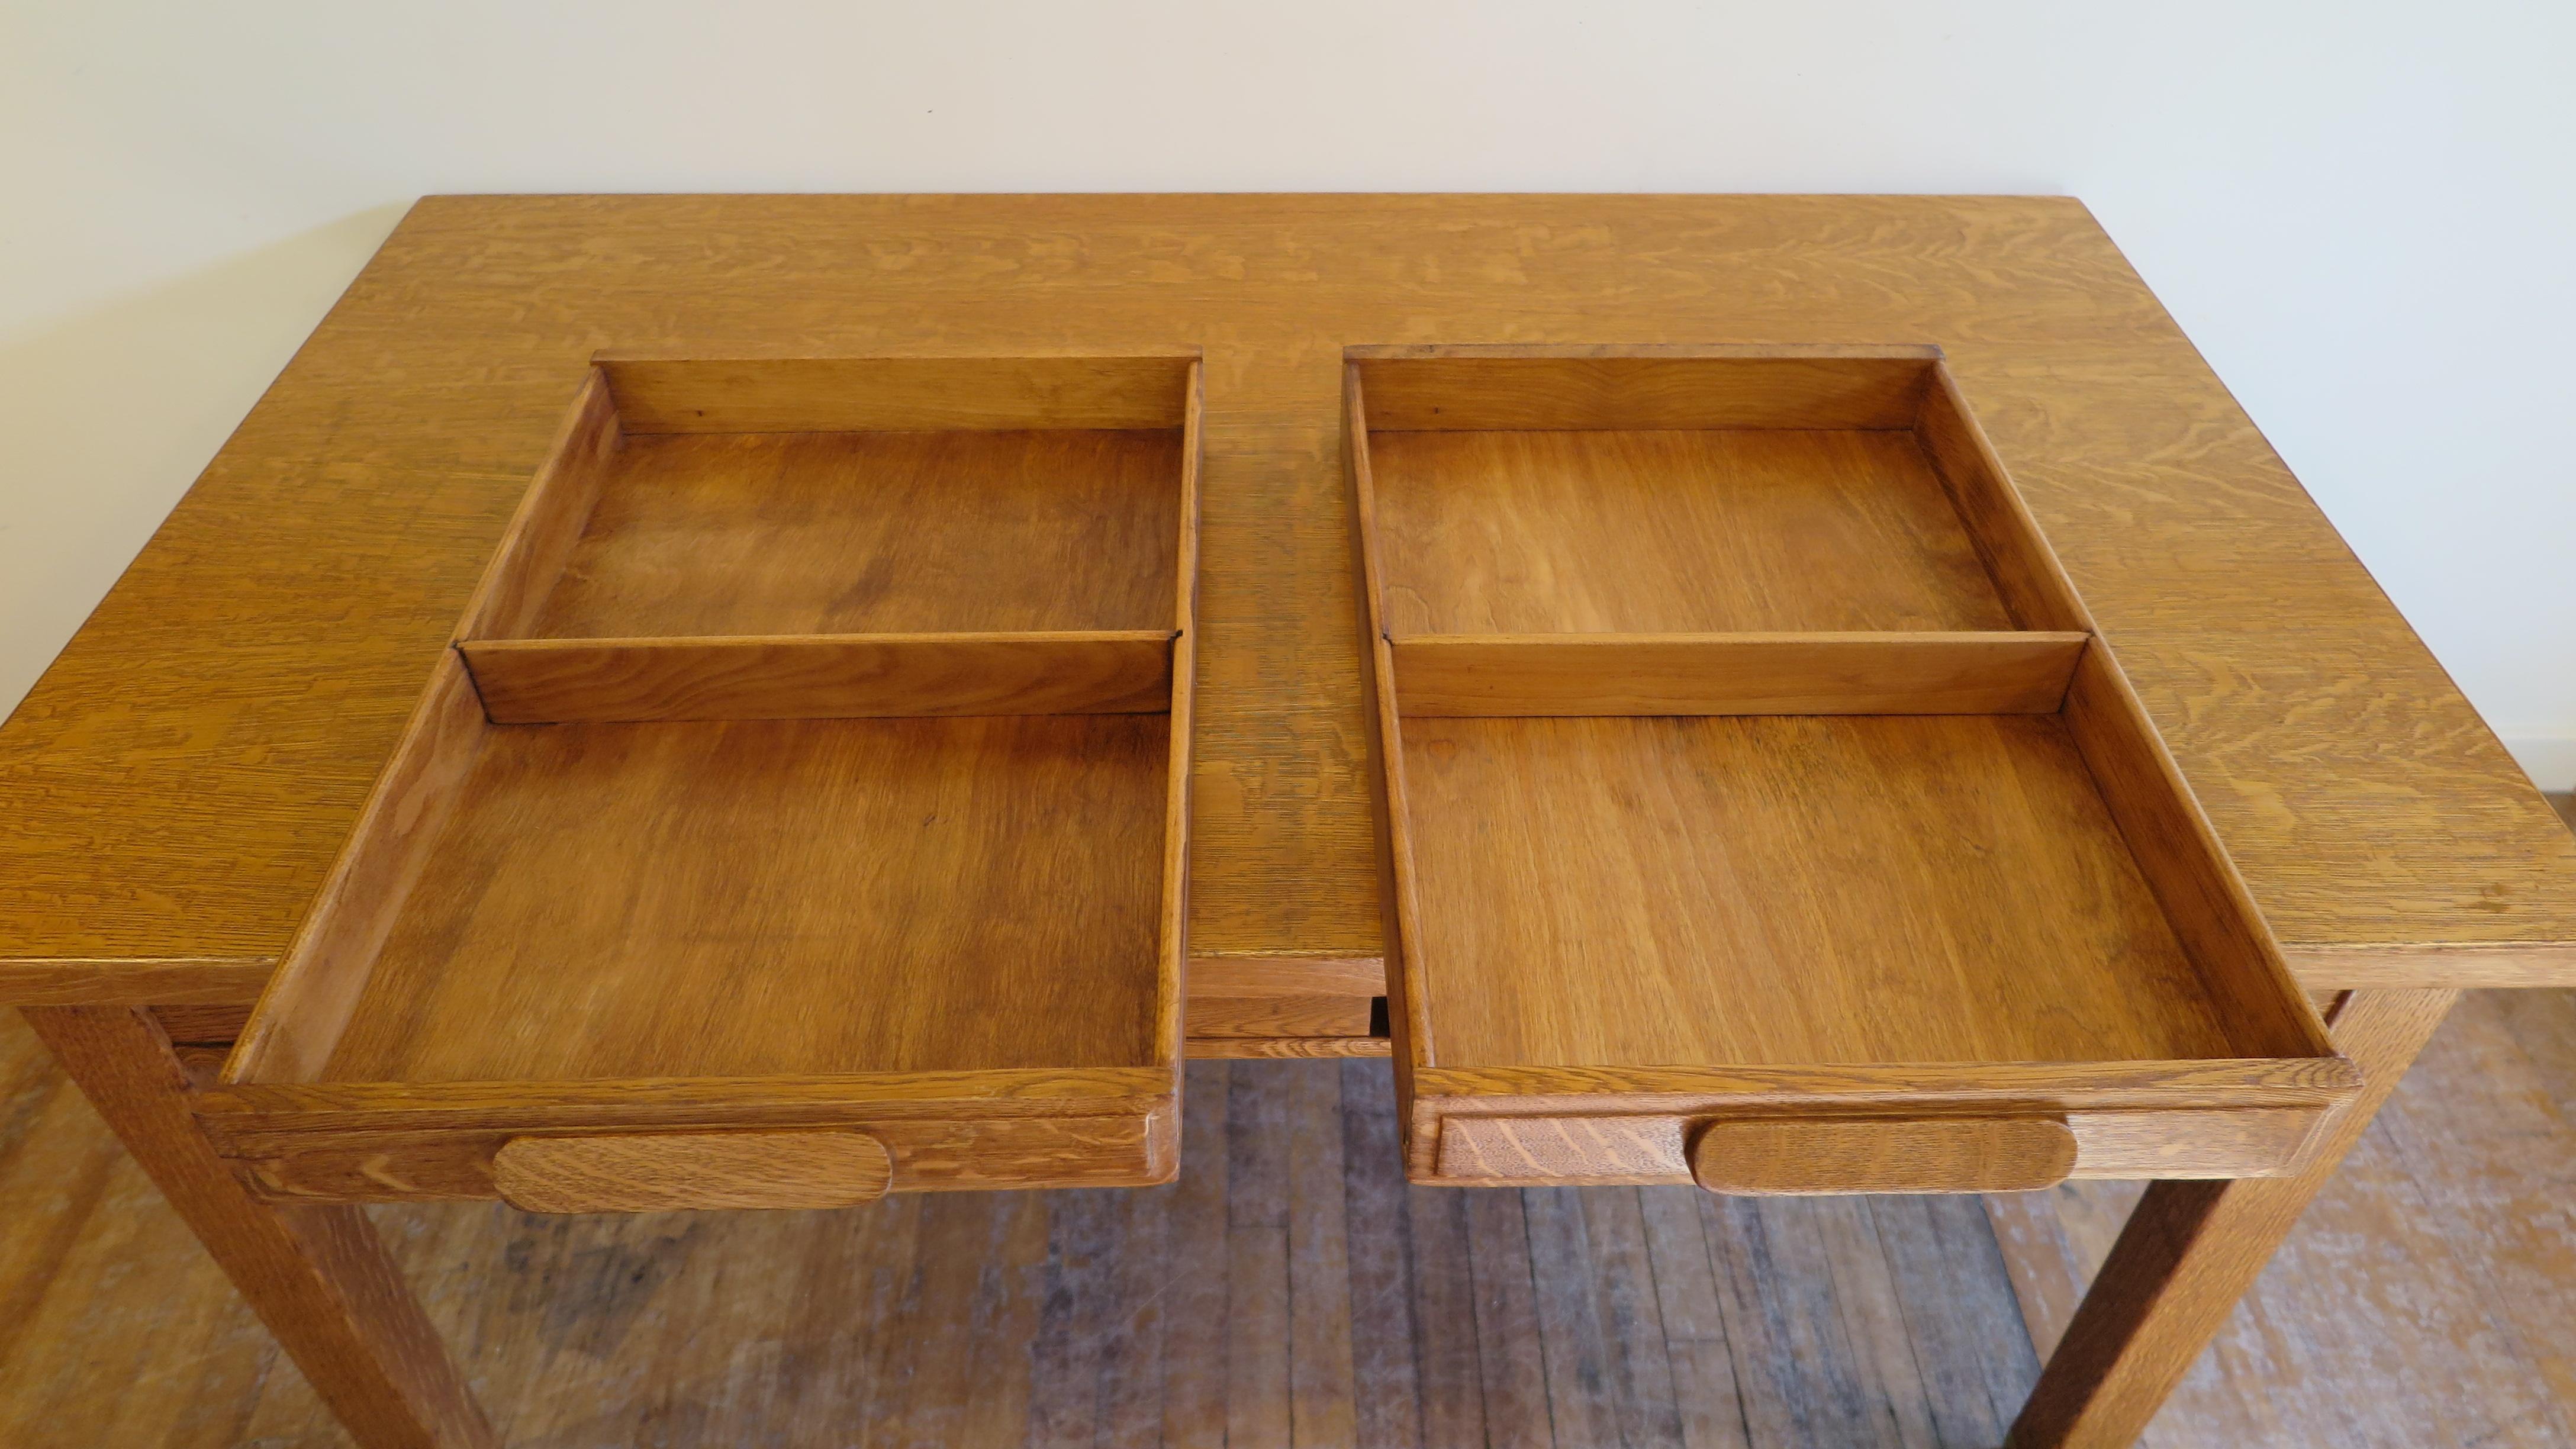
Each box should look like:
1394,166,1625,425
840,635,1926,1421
4,194,2572,1003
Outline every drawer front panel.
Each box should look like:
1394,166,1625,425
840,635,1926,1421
223,1107,1175,1205
1428,1107,2323,1189
1434,1113,1688,1184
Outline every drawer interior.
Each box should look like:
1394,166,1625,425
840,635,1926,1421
317,712,1167,1084
1369,427,2012,634
1401,712,2275,1071
1347,346,2358,1192
207,353,1202,1207
529,427,1179,639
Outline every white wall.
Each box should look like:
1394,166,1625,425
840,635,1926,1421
5,1,2571,786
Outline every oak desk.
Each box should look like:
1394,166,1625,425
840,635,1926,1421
5,195,2572,1448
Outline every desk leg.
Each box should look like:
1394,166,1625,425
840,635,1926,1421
2007,987,2456,1448
20,1006,495,1449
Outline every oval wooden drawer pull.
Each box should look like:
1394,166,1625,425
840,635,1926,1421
494,1131,893,1213
1689,1116,2075,1196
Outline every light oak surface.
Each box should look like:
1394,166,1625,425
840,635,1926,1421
1371,428,2018,635
593,352,1197,434
3,196,2569,993
1431,1105,2326,1191
212,1107,1177,1205
317,713,1168,1083
1185,993,1376,1041
192,350,1202,1208
1,195,2571,1445
1345,344,1941,430
1353,347,2360,1197
1387,631,2088,717
1402,713,2267,1069
1689,1116,2081,1197
490,1132,896,1214
529,429,1181,639
226,656,493,1089
459,630,1177,723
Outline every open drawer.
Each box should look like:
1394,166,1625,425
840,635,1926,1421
199,353,1201,1212
1347,344,2360,1194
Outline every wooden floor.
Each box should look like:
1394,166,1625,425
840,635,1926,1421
1,796,2570,1448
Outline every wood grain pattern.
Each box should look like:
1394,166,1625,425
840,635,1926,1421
1370,427,2019,635
1399,713,2291,1070
1429,1107,2320,1186
221,1109,1171,1202
1357,346,2353,1191
2007,987,2461,1448
151,1004,255,1044
1346,372,1436,1161
1391,630,2086,716
213,350,1199,1203
2061,1107,2322,1180
1157,359,1203,1092
491,1131,894,1213
460,630,1174,722
523,427,1182,640
1956,343,2576,975
1184,955,1384,998
17,1007,493,1448
1183,994,1374,1039
2063,642,2328,1062
0,957,272,1007
2,199,2568,1448
1689,1116,2078,1196
1348,346,1939,430
201,1066,1173,1127
447,370,620,644
1410,1058,2358,1113
18,987,2574,1445
2282,941,2576,990
5,196,2570,998
297,714,1167,1084
1435,1114,1688,1184
1184,1033,1392,1060
1989,979,2576,1448
1914,362,2091,633
226,655,488,1086
596,353,1196,433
